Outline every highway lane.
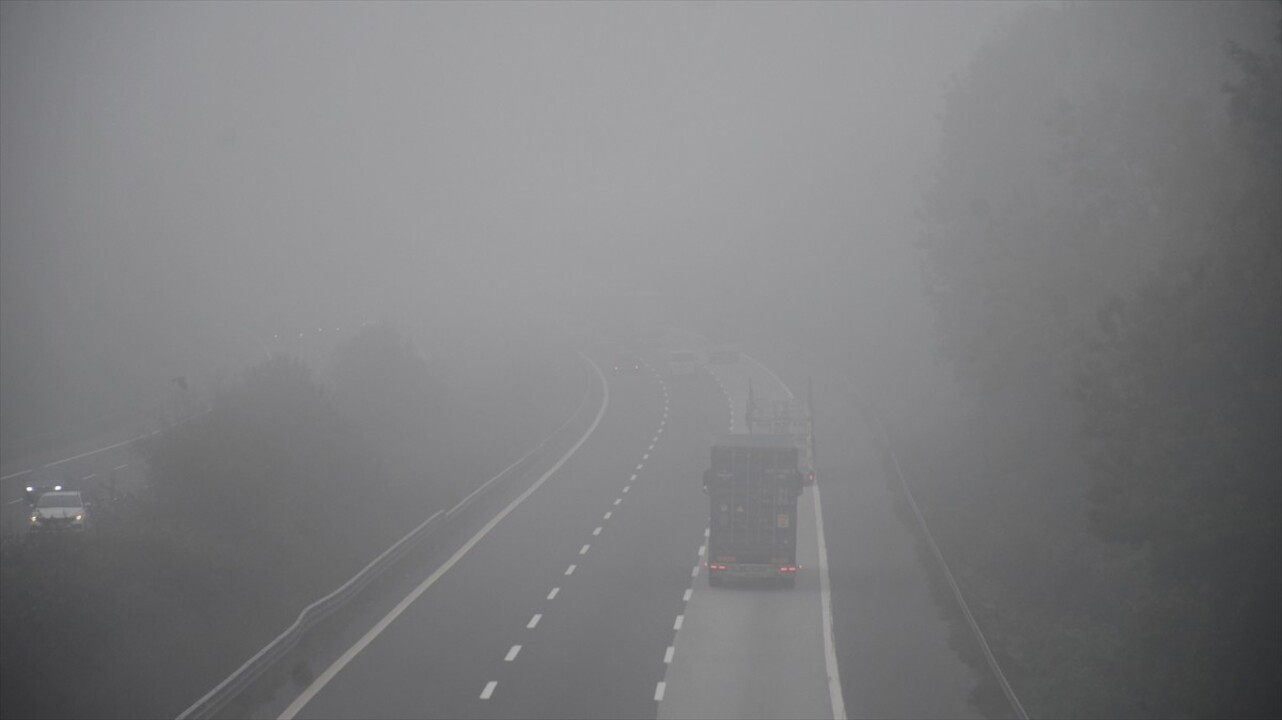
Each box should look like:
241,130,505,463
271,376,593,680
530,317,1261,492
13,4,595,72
285,349,727,719
657,350,838,720
748,342,986,719
0,436,147,536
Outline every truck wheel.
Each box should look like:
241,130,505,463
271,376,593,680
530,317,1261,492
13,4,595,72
709,575,723,587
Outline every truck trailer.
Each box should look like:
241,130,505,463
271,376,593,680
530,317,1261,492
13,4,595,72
703,434,804,588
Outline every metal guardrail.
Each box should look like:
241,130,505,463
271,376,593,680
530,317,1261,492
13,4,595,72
773,337,1030,720
176,361,600,720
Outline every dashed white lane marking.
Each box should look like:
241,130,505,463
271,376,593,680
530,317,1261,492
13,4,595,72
580,544,591,555
629,473,638,482
593,527,602,536
664,646,675,664
603,511,612,520
614,498,623,506
691,565,700,577
704,527,710,537
622,486,630,494
642,453,650,460
547,587,560,600
654,682,666,701
674,615,684,630
683,588,692,602
505,645,521,662
636,463,644,470
697,545,705,556
648,444,655,452
113,464,128,471
652,436,658,443
527,614,542,629
480,681,497,699
565,564,576,576
6,498,23,505
82,474,97,481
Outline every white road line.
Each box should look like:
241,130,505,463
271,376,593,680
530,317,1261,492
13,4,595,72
579,544,590,555
630,473,637,482
652,436,658,443
276,354,610,720
691,565,699,577
113,464,128,471
622,486,630,493
673,615,684,630
654,682,666,701
480,681,497,700
6,498,23,505
642,453,649,460
603,511,612,520
565,564,577,576
547,587,560,600
697,545,705,556
593,527,602,536
683,588,692,602
504,645,521,662
527,614,542,629
636,463,644,470
82,474,96,481
704,527,710,537
813,481,847,720
743,351,846,720
613,498,622,506
1,435,139,481
664,646,675,664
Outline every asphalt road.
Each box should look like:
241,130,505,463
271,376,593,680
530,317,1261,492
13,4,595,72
265,337,986,719
9,331,987,718
284,350,725,719
658,354,837,720
747,341,987,719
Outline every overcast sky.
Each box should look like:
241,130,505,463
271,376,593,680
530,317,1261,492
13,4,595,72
2,1,1015,440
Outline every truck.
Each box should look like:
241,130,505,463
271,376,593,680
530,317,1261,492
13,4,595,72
702,434,804,588
747,394,816,486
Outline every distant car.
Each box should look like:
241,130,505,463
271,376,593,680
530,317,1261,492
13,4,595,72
668,350,698,378
30,491,88,532
612,353,642,373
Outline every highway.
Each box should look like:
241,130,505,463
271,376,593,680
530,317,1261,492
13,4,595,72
2,335,989,719
258,337,986,719
280,349,720,719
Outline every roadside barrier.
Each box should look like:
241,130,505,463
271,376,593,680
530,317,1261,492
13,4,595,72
176,356,601,720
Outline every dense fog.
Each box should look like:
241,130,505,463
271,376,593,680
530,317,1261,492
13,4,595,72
2,2,1278,719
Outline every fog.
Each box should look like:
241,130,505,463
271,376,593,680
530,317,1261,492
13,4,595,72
2,2,1278,719
1,1,1008,442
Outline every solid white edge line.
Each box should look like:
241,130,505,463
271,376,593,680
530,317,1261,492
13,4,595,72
277,353,609,720
744,351,845,720
813,482,847,720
